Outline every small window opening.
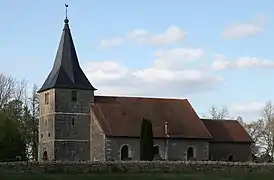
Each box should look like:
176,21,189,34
72,118,75,126
48,133,51,137
71,91,77,102
43,151,48,161
45,92,49,105
41,134,43,139
72,152,76,161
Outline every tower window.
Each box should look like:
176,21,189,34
48,133,51,137
40,134,43,139
71,91,77,102
72,118,75,126
45,92,49,105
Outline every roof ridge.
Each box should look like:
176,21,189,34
94,95,187,101
201,118,238,121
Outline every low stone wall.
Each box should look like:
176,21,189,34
0,161,274,174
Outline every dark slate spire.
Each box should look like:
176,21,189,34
38,6,96,93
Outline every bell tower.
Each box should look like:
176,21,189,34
37,5,96,161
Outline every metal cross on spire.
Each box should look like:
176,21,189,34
64,4,69,24
65,4,68,19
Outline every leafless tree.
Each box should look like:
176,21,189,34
238,116,265,156
0,73,15,109
260,101,274,157
0,73,28,110
14,79,27,102
237,116,244,125
27,84,39,160
208,105,229,120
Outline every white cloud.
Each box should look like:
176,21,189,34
98,25,187,48
222,24,263,39
212,54,274,70
99,37,123,48
84,48,222,97
126,29,149,40
230,102,266,121
126,25,187,45
153,48,204,69
231,102,265,113
221,14,266,39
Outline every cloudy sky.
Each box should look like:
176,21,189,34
1,0,274,121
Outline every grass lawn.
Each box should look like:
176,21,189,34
1,173,274,180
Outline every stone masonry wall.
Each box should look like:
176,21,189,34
54,141,90,161
38,89,56,161
209,142,252,161
104,137,209,161
1,161,274,174
54,89,94,114
38,88,94,162
90,112,105,161
168,139,209,161
53,89,93,161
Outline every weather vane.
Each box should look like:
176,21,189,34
65,4,68,19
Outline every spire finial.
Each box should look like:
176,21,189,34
64,4,69,24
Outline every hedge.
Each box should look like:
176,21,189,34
0,161,274,174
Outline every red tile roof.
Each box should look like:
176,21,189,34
201,119,253,143
92,96,212,139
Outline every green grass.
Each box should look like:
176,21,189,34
1,173,274,180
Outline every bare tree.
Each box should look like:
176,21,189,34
14,79,27,103
260,101,274,157
238,116,265,156
28,84,39,160
208,105,229,120
0,73,15,109
0,73,28,110
237,116,244,125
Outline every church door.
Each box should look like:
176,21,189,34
187,147,194,160
43,151,48,161
121,145,129,161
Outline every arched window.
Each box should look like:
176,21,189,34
227,154,234,162
186,146,195,160
43,150,48,161
153,145,160,156
120,145,131,161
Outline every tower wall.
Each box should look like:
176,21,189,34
38,88,94,161
54,89,93,161
38,89,55,161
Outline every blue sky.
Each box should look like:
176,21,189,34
1,0,274,121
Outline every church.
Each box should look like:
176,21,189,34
37,15,253,162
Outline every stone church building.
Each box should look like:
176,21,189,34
37,17,253,162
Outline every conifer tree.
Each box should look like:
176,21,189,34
140,118,154,161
